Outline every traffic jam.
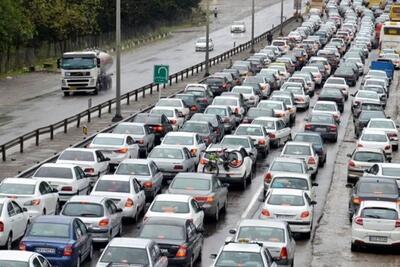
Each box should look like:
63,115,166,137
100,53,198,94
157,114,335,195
1,0,400,266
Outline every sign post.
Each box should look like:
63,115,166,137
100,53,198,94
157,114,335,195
153,65,169,100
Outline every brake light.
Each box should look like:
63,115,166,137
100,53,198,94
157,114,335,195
354,216,363,226
329,125,337,132
223,83,228,89
125,198,134,208
191,105,198,112
348,160,355,167
357,143,363,148
395,220,400,228
99,218,109,228
84,168,94,173
308,157,316,165
300,211,310,218
279,247,288,260
0,222,3,232
143,181,153,189
174,165,184,170
153,125,164,133
176,245,188,257
19,242,26,251
61,186,72,191
352,197,361,205
195,196,214,203
63,245,73,256
264,172,272,183
235,107,240,114
258,139,266,145
388,133,397,139
261,209,270,217
117,147,128,154
269,133,276,139
138,139,144,144
170,119,177,125
305,123,312,130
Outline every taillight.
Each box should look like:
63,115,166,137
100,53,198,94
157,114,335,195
269,133,276,139
235,107,240,114
143,181,153,189
223,83,228,89
352,196,361,205
388,133,397,138
61,186,73,192
174,165,184,170
300,211,310,218
354,216,363,226
200,158,208,165
125,198,134,208
395,220,400,228
154,125,164,133
279,247,288,260
170,119,177,125
261,209,270,217
305,123,312,130
191,105,197,112
348,160,356,167
190,148,198,155
258,139,266,145
357,143,363,148
0,222,3,232
19,242,26,250
264,172,272,183
329,125,337,132
63,245,73,256
99,218,109,228
176,245,188,257
25,199,41,206
308,157,316,165
117,147,128,154
195,196,214,203
84,168,94,174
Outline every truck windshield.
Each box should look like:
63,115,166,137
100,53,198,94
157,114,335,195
61,57,96,70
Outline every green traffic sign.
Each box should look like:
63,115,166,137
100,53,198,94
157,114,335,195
154,65,169,84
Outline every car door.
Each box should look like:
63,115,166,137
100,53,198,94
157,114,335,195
276,120,287,139
132,178,146,211
105,200,120,237
10,201,26,238
145,126,155,149
75,219,90,259
183,148,195,171
190,199,204,228
187,221,202,260
286,224,296,260
126,136,138,158
37,255,52,267
150,162,163,193
75,167,90,195
42,182,58,214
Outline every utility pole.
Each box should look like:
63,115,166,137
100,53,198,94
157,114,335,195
204,0,210,77
280,0,284,36
250,0,255,53
112,0,123,122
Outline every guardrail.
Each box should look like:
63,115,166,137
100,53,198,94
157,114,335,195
3,16,295,168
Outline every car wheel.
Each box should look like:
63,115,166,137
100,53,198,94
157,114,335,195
43,208,46,215
303,231,311,240
5,233,12,250
135,208,140,223
393,145,398,151
117,223,123,237
63,92,70,96
247,170,253,183
223,199,228,212
88,244,93,261
351,242,359,252
241,174,247,190
214,205,220,222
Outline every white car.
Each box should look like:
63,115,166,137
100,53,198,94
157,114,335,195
351,90,381,111
271,40,290,54
257,100,290,125
219,135,258,164
234,124,270,158
91,174,146,221
145,194,204,228
260,188,316,239
269,95,297,123
212,96,246,122
195,37,214,52
161,132,206,164
366,118,399,151
301,66,322,85
89,133,139,166
0,198,29,249
358,129,392,156
364,163,400,182
0,251,52,266
231,21,246,33
32,163,91,202
155,98,190,119
232,86,260,107
252,117,292,148
150,107,185,131
280,142,319,178
351,201,400,251
56,148,109,183
268,172,317,200
0,178,59,219
324,77,349,99
311,101,341,123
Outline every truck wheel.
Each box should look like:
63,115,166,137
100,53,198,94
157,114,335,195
63,92,70,96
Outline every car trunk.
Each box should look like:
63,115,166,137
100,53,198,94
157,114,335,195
153,239,185,258
363,218,396,231
151,158,185,172
23,237,73,257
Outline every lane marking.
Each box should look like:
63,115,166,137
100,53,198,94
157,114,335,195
241,185,263,219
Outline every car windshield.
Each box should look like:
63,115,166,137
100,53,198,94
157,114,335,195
258,102,282,110
270,161,303,173
29,223,70,238
327,79,345,85
92,137,124,146
207,78,223,85
206,108,227,116
151,109,174,117
163,135,194,145
61,57,96,70
232,88,253,94
94,180,130,193
369,121,394,129
34,167,73,179
353,152,384,162
149,148,183,159
357,91,378,99
99,247,149,265
361,133,387,142
271,177,309,190
0,261,27,267
314,103,336,111
361,207,398,220
157,99,182,108
213,98,238,106
294,134,321,146
311,115,334,124
271,97,291,106
113,124,144,135
252,120,275,130
187,90,206,97
221,138,249,148
62,203,104,217
359,182,397,195
360,111,386,120
181,123,209,134
140,224,185,240
215,252,263,267
237,226,285,243
0,183,35,195
151,200,189,213
116,163,150,176
170,178,211,191
236,126,263,136
59,150,95,162
382,167,400,177
268,194,305,206
320,89,341,97
283,145,311,155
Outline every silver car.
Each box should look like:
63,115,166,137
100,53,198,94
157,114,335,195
234,124,270,159
205,105,236,134
220,135,258,165
61,195,123,243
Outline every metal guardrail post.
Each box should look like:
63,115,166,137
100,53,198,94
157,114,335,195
87,110,91,123
20,137,24,153
135,91,138,101
50,125,54,140
127,93,130,105
108,100,112,113
143,87,146,98
98,106,102,118
1,145,5,161
157,84,160,92
77,114,81,128
150,85,153,95
64,119,68,133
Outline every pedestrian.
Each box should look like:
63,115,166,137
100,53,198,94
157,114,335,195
213,7,218,18
267,31,273,45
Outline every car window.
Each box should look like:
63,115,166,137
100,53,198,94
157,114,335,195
191,199,200,212
96,151,106,162
11,201,23,214
74,220,83,239
127,136,135,145
369,164,379,175
39,182,48,194
7,202,15,217
106,200,117,214
77,219,88,235
32,258,42,267
132,179,141,193
74,167,83,180
38,256,51,267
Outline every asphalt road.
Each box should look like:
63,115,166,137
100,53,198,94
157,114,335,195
0,0,296,144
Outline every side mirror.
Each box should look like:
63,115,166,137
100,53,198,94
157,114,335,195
346,153,352,158
23,207,28,212
116,208,123,213
229,228,237,234
96,58,101,68
397,125,399,129
57,58,61,69
345,183,353,188
310,200,317,205
178,112,184,118
386,116,391,119
312,182,319,186
210,254,218,259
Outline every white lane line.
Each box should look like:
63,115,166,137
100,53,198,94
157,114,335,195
241,185,263,219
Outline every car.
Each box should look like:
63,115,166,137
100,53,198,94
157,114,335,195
88,133,139,167
211,240,277,267
0,198,29,250
269,95,297,124
167,172,228,221
234,124,270,158
268,172,318,200
293,132,327,167
232,86,260,107
191,113,225,142
195,37,214,52
180,120,217,145
219,135,258,165
148,145,197,180
351,201,400,251
357,129,392,157
257,100,290,126
260,188,316,239
242,108,274,124
20,216,93,267
96,237,168,267
139,217,203,267
61,195,123,243
0,178,59,219
155,98,190,119
204,75,231,96
252,117,292,148
301,66,323,85
272,39,290,54
205,105,236,133
351,90,381,114
32,163,91,202
361,85,387,107
90,174,146,221
150,107,185,131
212,96,246,123
175,93,202,115
145,194,204,229
280,142,319,178
243,76,271,98
114,159,163,200
347,177,399,222
56,148,109,182
311,101,341,123
317,88,345,112
366,118,399,151
305,113,338,142
133,113,173,145
364,78,388,95
223,69,242,85
112,122,155,157
354,108,387,136
162,131,206,163
184,84,214,110
231,21,246,33
228,219,296,266
380,53,400,69
280,85,310,110
363,163,400,184
0,251,52,267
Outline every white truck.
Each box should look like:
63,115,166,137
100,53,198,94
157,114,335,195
57,51,113,96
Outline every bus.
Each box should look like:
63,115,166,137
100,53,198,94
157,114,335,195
368,0,386,10
390,4,400,21
379,21,400,54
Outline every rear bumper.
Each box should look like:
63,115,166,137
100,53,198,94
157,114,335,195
287,221,312,233
352,229,400,247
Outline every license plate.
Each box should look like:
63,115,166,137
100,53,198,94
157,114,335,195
36,248,56,254
369,236,387,242
315,127,326,132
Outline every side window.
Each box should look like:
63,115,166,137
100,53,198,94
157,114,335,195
7,202,15,217
105,200,116,214
184,148,191,159
96,151,105,162
212,178,219,190
191,199,200,212
11,201,23,214
132,179,140,193
43,182,53,194
126,137,134,145
74,221,83,239
304,193,312,206
74,167,83,180
39,182,47,195
150,162,159,175
109,200,119,213
370,165,379,175
77,220,88,236
32,258,42,267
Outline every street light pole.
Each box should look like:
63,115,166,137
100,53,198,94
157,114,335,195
204,0,210,77
250,0,255,53
280,0,284,36
112,0,123,122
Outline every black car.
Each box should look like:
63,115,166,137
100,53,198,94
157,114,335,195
294,132,327,166
353,110,387,138
175,94,202,114
305,113,338,142
133,113,173,145
139,217,204,266
242,108,274,123
191,113,225,142
318,88,345,112
348,177,399,222
222,68,242,85
203,76,230,96
334,66,357,86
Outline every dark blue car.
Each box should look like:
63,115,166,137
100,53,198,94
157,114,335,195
19,215,93,267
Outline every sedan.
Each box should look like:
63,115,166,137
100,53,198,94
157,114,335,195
318,88,345,112
191,113,225,142
0,251,52,267
195,37,214,52
232,86,260,107
133,113,173,145
366,118,399,151
305,113,338,142
242,108,274,124
311,101,341,123
205,105,236,134
234,124,270,158
281,86,310,110
212,96,246,122
161,132,206,164
175,93,202,115
353,110,387,138
167,173,228,221
20,216,93,267
257,100,290,125
269,173,318,201
357,129,392,157
281,142,319,178
252,117,292,148
351,90,381,114
294,132,327,167
180,120,217,145
325,77,349,100
150,107,185,131
0,178,59,219
219,135,258,165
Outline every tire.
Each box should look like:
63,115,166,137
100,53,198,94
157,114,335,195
87,244,93,261
227,150,244,168
202,162,219,175
222,199,228,212
5,233,12,250
241,174,247,190
189,256,194,267
63,92,70,96
303,231,311,240
247,170,253,184
351,242,359,252
214,205,220,222
134,208,140,223
43,208,46,215
55,201,60,215
393,144,398,151
117,223,123,237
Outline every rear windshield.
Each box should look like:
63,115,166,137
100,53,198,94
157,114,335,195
271,177,309,190
94,180,130,193
140,224,185,240
170,178,211,191
361,207,398,220
181,122,210,134
92,137,124,146
163,135,194,145
206,108,227,116
99,247,149,265
283,145,311,155
236,126,263,136
369,121,394,129
294,134,321,145
248,109,273,118
353,152,384,162
213,98,238,106
151,109,174,117
62,203,104,217
113,124,144,135
270,161,303,173
151,200,189,213
359,182,397,195
29,223,70,238
157,99,182,108
268,194,305,206
134,114,161,124
238,226,285,243
314,103,336,111
59,151,94,162
361,133,388,142
0,183,35,195
311,115,334,124
258,102,282,110
115,163,150,176
34,167,73,179
382,168,400,177
252,120,275,130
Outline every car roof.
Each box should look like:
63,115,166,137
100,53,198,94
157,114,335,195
68,195,107,204
360,200,399,210
41,163,75,168
108,237,152,248
237,124,263,128
2,178,38,185
99,174,133,181
95,133,127,138
222,242,263,253
152,106,178,111
269,188,304,196
285,141,312,147
207,105,229,110
0,251,40,261
239,219,288,228
175,172,214,179
120,158,152,164
155,194,192,202
315,100,337,105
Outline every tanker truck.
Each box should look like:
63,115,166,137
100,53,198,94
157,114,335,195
57,51,113,96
